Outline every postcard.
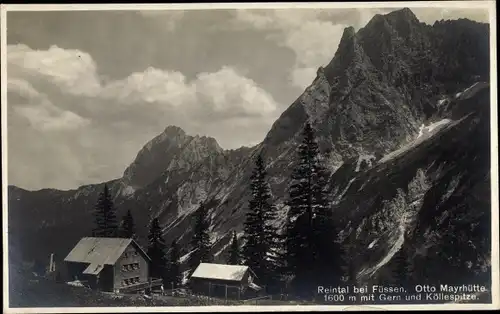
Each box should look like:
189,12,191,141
2,1,498,312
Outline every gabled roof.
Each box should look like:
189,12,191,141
64,237,150,267
191,263,253,282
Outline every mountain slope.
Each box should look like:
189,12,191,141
7,8,491,295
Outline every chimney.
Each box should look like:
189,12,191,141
49,253,54,273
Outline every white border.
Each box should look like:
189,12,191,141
0,1,496,10
1,1,498,312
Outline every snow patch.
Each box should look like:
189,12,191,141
355,154,376,172
181,270,191,285
214,241,232,258
121,185,136,197
359,222,406,278
416,119,451,139
416,124,425,138
379,119,452,164
368,239,378,249
66,280,86,287
440,175,462,204
357,180,369,192
427,119,451,133
180,249,196,264
459,82,488,100
334,178,356,204
454,82,488,101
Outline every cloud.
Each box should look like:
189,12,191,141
7,79,42,99
234,9,349,89
8,77,90,132
101,65,279,118
194,66,277,115
290,67,317,91
8,44,101,96
101,67,193,105
139,10,185,31
411,7,489,25
14,103,91,132
7,44,281,190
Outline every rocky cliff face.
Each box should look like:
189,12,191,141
8,8,491,292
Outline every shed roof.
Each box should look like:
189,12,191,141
191,263,252,282
83,263,105,275
64,237,147,266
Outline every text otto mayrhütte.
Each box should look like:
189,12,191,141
317,284,488,303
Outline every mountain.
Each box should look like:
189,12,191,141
7,8,491,296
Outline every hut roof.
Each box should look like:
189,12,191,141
64,237,150,269
191,263,255,282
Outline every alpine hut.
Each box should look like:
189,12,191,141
64,237,162,293
189,263,263,299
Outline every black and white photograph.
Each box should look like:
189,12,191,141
1,1,498,312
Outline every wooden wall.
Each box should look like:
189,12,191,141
113,243,149,291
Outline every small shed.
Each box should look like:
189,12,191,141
64,237,162,293
189,263,262,299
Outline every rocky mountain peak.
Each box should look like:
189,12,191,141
121,125,225,189
324,25,368,80
385,7,420,24
163,125,186,136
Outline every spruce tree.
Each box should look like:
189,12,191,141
189,202,212,272
227,231,241,265
242,154,280,287
167,240,182,289
92,184,118,237
284,122,336,297
147,218,168,284
120,209,136,239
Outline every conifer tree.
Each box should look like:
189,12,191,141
189,202,212,272
92,184,118,237
167,240,182,289
227,231,241,265
242,154,280,287
120,209,136,239
284,122,336,297
147,218,168,284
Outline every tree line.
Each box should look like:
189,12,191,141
90,121,347,298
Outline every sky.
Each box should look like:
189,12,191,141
4,5,490,191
